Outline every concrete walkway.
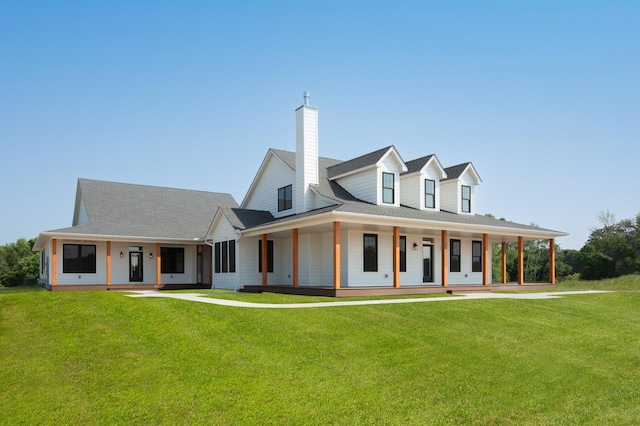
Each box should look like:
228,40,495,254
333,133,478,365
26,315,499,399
125,290,613,309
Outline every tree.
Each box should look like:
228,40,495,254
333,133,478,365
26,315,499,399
0,238,39,287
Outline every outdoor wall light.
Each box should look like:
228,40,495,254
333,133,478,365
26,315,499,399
120,252,124,258
149,252,153,259
413,242,419,250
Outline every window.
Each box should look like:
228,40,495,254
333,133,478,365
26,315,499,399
363,234,378,272
41,249,46,274
399,236,407,272
472,241,483,272
161,247,184,274
278,184,293,211
382,172,394,204
215,240,236,273
258,240,274,273
462,185,471,213
63,244,96,273
425,179,436,209
450,239,461,272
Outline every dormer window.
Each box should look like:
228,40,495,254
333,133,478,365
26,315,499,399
278,185,292,212
382,172,395,204
461,185,471,213
425,179,436,209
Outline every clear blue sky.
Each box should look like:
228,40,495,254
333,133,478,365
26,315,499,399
1,1,638,250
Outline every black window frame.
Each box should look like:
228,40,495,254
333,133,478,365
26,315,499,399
278,184,293,212
63,244,96,273
258,240,274,273
215,240,236,274
399,235,407,272
382,172,395,204
450,239,461,273
161,247,184,274
461,185,471,213
472,240,483,273
363,233,378,272
425,179,436,209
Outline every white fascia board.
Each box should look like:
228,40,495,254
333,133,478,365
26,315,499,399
426,156,448,179
240,149,294,208
308,185,343,206
329,164,378,180
377,146,408,172
34,231,204,245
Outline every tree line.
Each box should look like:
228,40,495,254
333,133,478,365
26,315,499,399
1,212,638,287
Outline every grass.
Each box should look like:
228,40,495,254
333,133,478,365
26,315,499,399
1,278,640,425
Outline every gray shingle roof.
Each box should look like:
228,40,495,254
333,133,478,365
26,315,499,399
326,146,394,179
48,179,238,239
403,154,436,175
443,162,471,180
218,207,275,231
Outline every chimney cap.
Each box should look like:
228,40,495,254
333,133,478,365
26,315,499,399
303,91,310,106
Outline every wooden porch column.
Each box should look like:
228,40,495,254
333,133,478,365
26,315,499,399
51,238,57,287
482,233,489,286
517,236,524,285
156,243,161,286
333,222,341,289
549,238,556,285
261,234,268,287
501,242,507,284
106,241,112,286
292,229,299,288
393,226,400,288
441,230,448,287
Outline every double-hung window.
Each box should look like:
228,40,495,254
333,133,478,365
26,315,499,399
425,179,436,209
215,240,236,273
461,185,471,213
472,240,483,272
363,234,378,272
161,247,184,274
63,244,96,273
450,239,461,272
382,172,395,204
278,185,293,212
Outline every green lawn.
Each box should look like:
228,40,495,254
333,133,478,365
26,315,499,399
1,278,640,425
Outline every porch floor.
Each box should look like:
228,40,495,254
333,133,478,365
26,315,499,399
239,283,555,298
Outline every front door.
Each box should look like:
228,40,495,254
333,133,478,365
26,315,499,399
422,243,434,283
129,252,143,282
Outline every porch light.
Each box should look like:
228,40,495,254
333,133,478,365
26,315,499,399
413,242,419,250
149,252,153,259
120,252,123,258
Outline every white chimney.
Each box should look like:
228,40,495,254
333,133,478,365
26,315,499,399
295,92,319,214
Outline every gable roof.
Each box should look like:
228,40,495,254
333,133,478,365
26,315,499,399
326,146,407,179
39,179,238,243
403,154,448,178
443,162,482,184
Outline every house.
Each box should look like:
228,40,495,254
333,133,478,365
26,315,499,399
34,94,567,294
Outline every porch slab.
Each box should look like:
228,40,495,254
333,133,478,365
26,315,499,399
239,283,555,298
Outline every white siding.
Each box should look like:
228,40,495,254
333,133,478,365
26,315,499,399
439,180,458,213
459,172,476,215
400,174,421,209
244,156,295,218
54,240,108,285
295,105,319,214
447,237,486,284
424,162,442,211
211,216,239,290
335,168,378,204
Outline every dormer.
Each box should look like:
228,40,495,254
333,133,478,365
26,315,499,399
327,146,407,207
400,154,448,211
440,162,482,214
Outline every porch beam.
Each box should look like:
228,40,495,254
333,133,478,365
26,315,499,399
333,222,341,289
261,234,268,287
517,236,524,285
441,230,448,287
106,241,111,286
549,238,556,285
482,233,489,286
51,238,57,287
393,226,400,288
501,242,507,284
156,243,161,287
292,229,299,288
